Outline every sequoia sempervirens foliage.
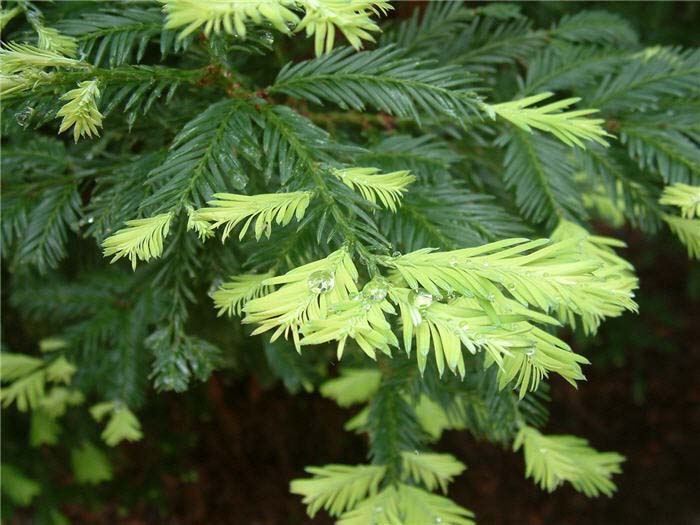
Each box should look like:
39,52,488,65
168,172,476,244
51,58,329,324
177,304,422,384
1,1,699,522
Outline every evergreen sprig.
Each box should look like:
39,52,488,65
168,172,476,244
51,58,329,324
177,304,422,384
3,1,696,521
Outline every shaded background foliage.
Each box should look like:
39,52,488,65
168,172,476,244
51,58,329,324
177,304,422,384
2,1,699,524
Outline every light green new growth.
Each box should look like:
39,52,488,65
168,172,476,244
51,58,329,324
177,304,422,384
102,212,174,270
663,214,700,259
551,221,638,332
71,442,113,485
301,278,398,360
0,353,77,412
0,42,81,75
160,0,299,39
485,92,611,148
336,484,474,525
244,248,359,350
385,237,638,336
290,464,387,517
333,167,415,212
319,368,381,407
660,183,700,219
160,0,391,55
389,288,588,393
56,80,104,142
193,191,313,241
90,401,144,446
295,0,392,56
211,271,274,317
30,15,78,57
0,464,41,507
401,452,466,494
514,426,625,497
39,386,83,418
186,205,216,241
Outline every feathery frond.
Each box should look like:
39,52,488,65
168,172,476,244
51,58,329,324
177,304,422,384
290,464,386,517
295,1,392,56
301,278,398,360
400,452,466,493
660,183,700,219
71,442,113,485
102,212,174,270
31,17,79,57
272,46,482,125
243,248,359,350
57,7,166,67
620,124,700,184
514,426,624,497
501,130,585,226
0,43,82,75
521,45,626,95
439,16,544,72
337,484,474,525
333,167,414,212
384,238,638,336
56,80,104,142
211,272,274,317
550,11,638,46
193,191,313,241
160,0,299,39
486,92,610,148
90,401,144,446
319,368,381,407
663,214,700,258
588,47,700,112
144,99,258,210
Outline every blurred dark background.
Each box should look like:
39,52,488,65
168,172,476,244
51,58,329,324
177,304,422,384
3,2,700,524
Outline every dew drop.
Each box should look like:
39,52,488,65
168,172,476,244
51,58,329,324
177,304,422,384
525,347,536,357
449,259,459,267
507,283,516,291
487,293,495,302
363,279,388,302
307,270,335,294
482,262,489,268
86,216,95,224
391,250,402,258
14,107,33,127
410,289,433,309
349,292,361,301
460,324,470,332
435,518,443,524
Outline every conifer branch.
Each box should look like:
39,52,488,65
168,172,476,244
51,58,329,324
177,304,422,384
485,92,611,148
333,167,415,212
243,248,359,350
514,426,624,497
211,272,274,317
271,46,482,125
290,464,386,517
102,212,174,270
193,191,313,241
56,80,104,142
660,183,700,219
